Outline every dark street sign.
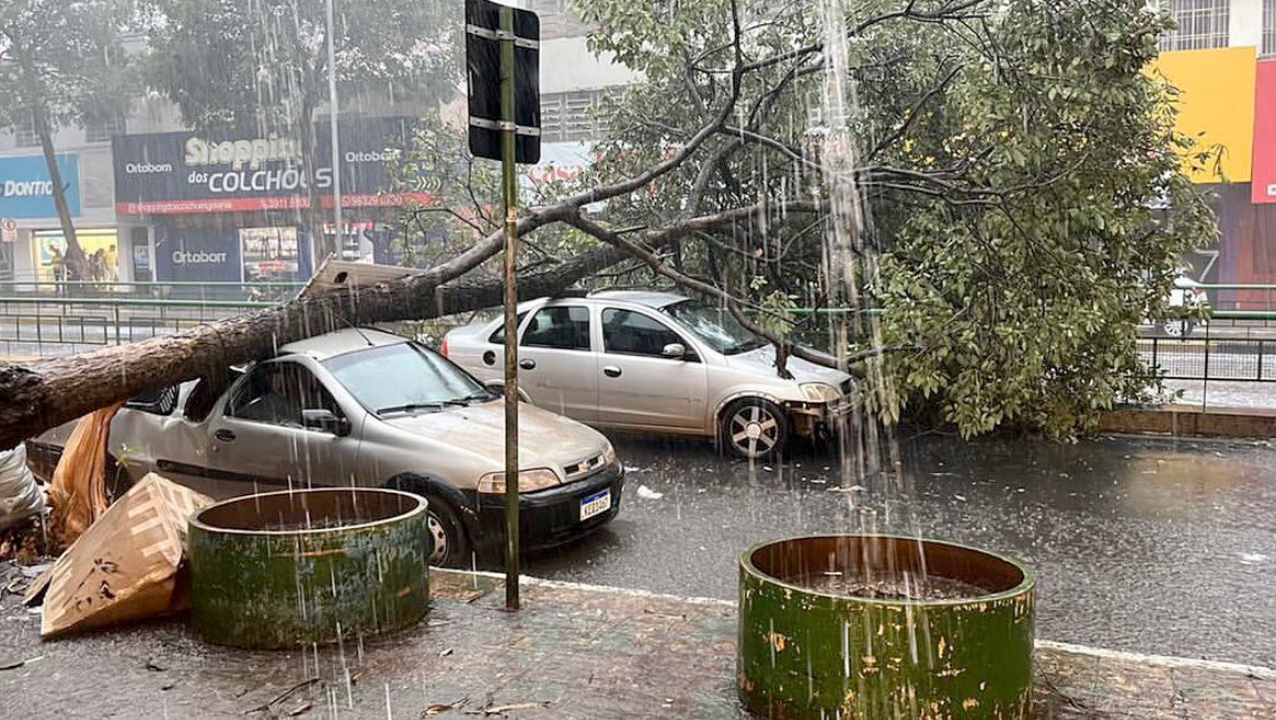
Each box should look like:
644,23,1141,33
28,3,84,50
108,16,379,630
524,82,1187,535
465,0,540,164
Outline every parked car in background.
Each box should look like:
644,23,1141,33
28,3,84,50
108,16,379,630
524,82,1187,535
27,328,623,568
1161,274,1209,338
442,291,855,461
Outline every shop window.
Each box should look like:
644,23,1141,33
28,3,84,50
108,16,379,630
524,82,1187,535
1265,0,1276,56
86,113,126,143
14,115,39,148
240,227,303,284
34,229,120,283
1160,0,1230,51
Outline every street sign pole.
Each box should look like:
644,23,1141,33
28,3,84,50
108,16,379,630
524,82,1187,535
499,3,521,613
465,0,539,612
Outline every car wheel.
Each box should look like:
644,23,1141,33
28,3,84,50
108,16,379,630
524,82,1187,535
1162,319,1186,338
425,496,471,569
720,398,789,461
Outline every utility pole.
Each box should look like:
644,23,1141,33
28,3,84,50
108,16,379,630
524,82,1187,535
325,0,343,251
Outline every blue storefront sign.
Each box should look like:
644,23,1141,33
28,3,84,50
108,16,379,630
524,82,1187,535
0,154,80,218
155,227,244,283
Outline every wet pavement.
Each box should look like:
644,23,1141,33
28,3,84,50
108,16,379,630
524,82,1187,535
4,568,1275,719
523,433,1276,668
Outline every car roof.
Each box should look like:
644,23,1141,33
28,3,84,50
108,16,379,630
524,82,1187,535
584,290,687,309
278,327,409,360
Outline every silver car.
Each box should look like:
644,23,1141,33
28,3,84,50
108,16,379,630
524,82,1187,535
27,328,624,567
442,291,854,460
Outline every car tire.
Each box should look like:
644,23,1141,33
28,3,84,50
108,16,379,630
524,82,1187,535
719,398,789,461
424,495,471,569
1161,319,1186,338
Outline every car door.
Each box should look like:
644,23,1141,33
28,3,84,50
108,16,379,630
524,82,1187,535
596,306,709,430
516,304,599,422
198,359,363,497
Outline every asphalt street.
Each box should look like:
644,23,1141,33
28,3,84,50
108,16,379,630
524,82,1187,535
522,431,1276,668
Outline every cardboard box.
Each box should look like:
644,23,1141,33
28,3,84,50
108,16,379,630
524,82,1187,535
36,473,212,638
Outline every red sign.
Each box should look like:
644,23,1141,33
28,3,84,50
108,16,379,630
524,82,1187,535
1252,60,1276,204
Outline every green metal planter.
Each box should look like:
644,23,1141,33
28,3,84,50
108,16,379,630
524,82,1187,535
738,535,1035,719
188,488,431,649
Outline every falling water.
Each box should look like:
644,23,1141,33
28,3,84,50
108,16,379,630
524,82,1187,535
810,0,931,660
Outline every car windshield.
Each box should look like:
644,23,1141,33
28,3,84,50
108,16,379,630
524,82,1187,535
661,300,766,355
324,342,494,415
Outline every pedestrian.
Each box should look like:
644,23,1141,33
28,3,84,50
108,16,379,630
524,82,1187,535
90,249,106,283
48,246,64,285
105,244,119,282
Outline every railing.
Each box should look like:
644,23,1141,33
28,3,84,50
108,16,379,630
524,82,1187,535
0,295,274,354
0,280,305,303
1140,335,1276,383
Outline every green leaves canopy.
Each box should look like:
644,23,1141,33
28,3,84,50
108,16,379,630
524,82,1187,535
562,0,1215,438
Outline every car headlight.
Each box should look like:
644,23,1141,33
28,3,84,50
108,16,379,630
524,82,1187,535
800,383,843,404
477,468,561,494
602,442,617,466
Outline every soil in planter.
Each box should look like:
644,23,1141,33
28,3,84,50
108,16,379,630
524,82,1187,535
793,571,989,601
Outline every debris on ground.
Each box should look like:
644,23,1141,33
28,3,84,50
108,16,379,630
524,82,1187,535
0,517,53,565
0,445,44,534
247,677,323,716
636,485,663,500
0,655,43,671
34,473,212,638
421,697,469,716
45,403,124,547
466,700,553,716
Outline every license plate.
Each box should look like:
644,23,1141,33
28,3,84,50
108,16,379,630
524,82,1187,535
579,489,611,521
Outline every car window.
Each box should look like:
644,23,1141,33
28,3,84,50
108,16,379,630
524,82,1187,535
488,310,529,344
602,308,688,358
226,362,341,427
325,341,491,414
523,306,591,350
126,385,179,416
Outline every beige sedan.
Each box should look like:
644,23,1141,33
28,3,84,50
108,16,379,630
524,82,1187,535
28,328,623,568
442,291,854,460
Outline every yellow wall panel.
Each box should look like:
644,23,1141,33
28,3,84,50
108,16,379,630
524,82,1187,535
1150,47,1257,183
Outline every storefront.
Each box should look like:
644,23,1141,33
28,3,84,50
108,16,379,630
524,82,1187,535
112,117,433,285
0,153,96,284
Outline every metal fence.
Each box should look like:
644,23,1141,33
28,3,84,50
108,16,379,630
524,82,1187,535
0,295,274,355
0,280,304,303
1139,335,1276,383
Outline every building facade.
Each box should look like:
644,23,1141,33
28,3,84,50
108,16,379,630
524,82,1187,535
0,2,635,289
1155,0,1276,292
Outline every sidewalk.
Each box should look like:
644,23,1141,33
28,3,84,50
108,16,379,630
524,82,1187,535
2,566,1274,719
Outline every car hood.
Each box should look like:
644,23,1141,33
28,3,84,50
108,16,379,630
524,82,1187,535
725,345,852,386
380,399,606,470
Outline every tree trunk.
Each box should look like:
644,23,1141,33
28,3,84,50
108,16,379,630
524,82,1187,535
0,218,628,450
32,104,88,283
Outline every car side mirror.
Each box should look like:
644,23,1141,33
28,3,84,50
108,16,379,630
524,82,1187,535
302,408,351,437
661,343,686,360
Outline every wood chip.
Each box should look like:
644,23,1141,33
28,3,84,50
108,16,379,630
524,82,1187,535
421,696,469,716
0,655,42,671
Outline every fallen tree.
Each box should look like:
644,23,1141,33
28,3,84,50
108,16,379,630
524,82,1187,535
1,0,1219,448
0,195,814,449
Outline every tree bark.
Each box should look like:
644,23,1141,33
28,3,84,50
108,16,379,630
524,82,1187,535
29,95,88,282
